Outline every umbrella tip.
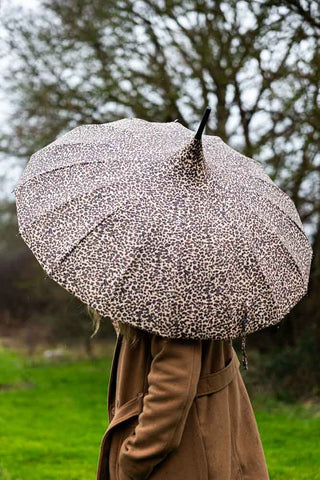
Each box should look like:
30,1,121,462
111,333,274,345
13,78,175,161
194,107,211,140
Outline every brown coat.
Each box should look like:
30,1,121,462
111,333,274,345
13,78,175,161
96,330,269,480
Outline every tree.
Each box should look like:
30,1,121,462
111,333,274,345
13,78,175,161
0,0,319,359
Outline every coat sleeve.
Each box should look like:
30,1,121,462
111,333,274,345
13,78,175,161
118,334,202,480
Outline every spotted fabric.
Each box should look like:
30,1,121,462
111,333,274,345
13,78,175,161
14,118,313,340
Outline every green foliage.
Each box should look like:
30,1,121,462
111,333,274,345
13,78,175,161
237,332,320,401
263,334,320,399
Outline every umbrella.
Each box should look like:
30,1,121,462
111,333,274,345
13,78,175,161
14,108,313,348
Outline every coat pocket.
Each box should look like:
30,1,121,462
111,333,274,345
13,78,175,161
112,395,209,480
195,351,242,480
115,416,143,480
147,402,209,480
97,393,144,480
196,349,240,398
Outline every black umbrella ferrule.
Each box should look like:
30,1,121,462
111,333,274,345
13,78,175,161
194,107,211,140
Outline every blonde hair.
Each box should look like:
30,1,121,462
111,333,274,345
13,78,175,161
87,305,140,346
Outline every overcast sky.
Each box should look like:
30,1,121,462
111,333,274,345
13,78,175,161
0,0,40,200
0,0,317,242
0,0,259,202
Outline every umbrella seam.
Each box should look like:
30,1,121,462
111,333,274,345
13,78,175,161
17,179,144,232
14,160,108,193
38,198,144,275
14,136,222,191
211,177,311,262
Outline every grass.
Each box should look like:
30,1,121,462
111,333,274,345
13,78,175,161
0,344,112,480
1,344,319,480
252,396,320,479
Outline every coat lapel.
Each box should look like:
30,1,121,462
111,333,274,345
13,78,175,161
107,333,123,422
96,333,124,480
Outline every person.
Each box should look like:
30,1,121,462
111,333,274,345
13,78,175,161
95,320,269,480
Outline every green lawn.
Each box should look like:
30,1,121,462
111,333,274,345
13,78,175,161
1,345,319,480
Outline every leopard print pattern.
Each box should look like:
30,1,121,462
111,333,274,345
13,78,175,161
14,118,313,340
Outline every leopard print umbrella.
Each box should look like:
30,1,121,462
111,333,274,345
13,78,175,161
14,110,313,340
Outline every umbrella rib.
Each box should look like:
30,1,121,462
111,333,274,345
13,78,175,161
48,199,145,277
98,221,156,298
19,180,308,289
106,219,282,321
16,143,299,236
16,130,220,192
44,217,107,276
214,207,305,316
211,175,310,248
14,130,192,190
206,149,302,230
236,196,307,285
251,177,305,233
234,241,280,315
18,164,304,243
14,160,109,193
17,180,141,233
98,247,141,298
197,208,282,314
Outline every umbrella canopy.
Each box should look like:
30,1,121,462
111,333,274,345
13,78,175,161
14,109,313,340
